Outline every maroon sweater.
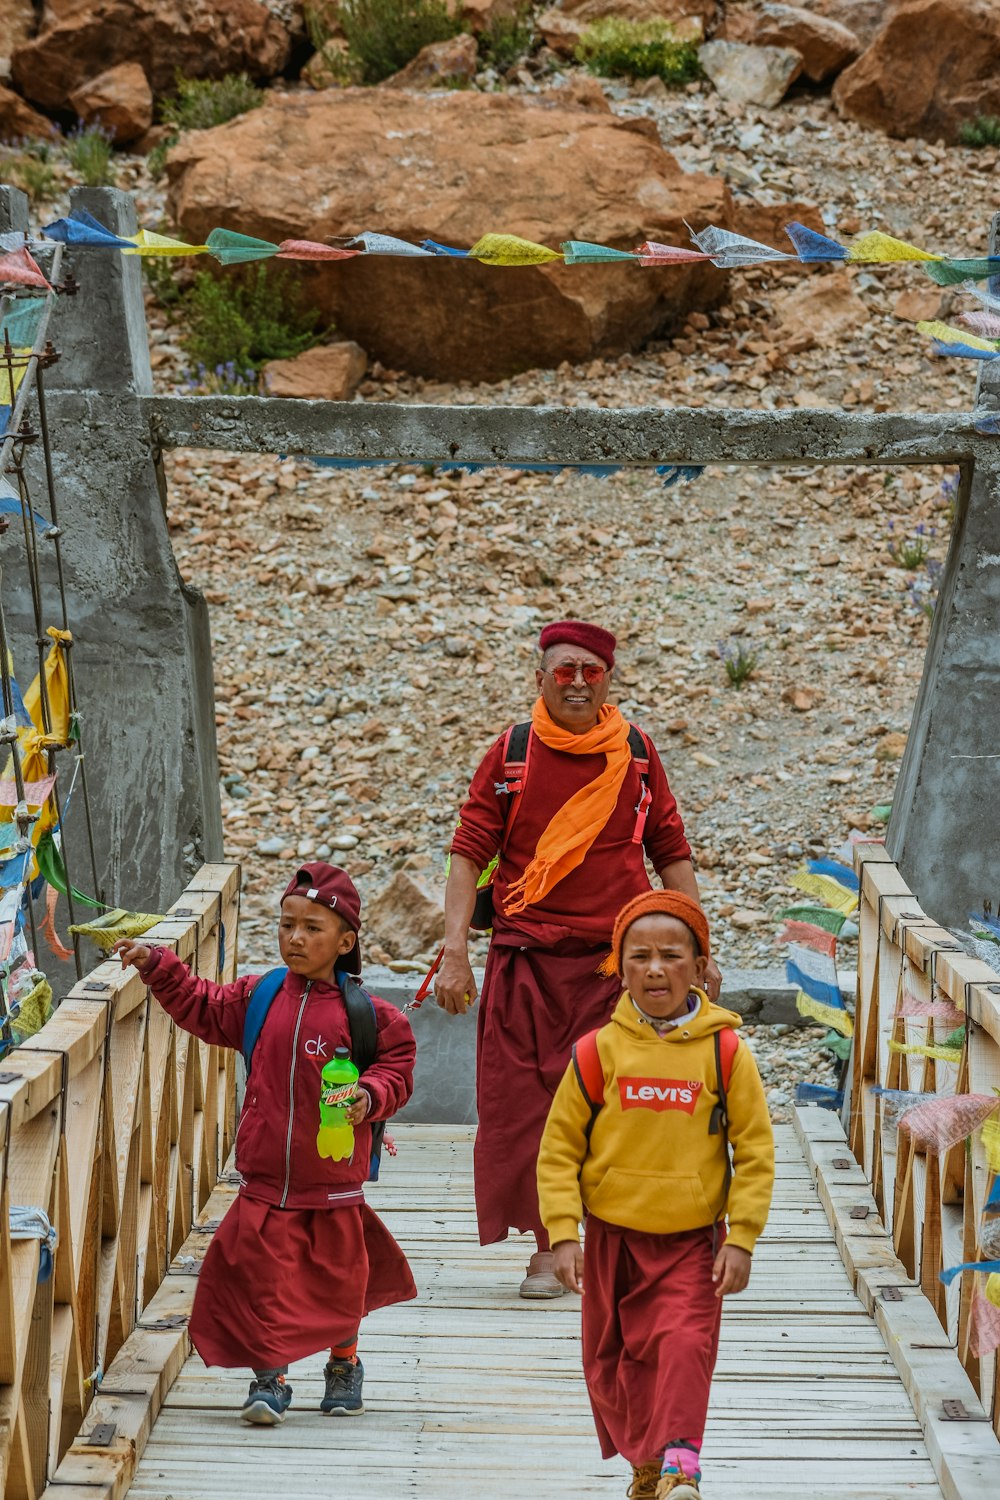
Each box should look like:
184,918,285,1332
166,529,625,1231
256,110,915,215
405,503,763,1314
450,728,691,944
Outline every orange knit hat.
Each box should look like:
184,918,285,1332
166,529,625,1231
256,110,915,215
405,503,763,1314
604,890,711,977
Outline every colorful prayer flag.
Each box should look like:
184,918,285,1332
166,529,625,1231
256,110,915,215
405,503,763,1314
561,241,637,263
122,229,208,257
690,226,793,267
205,228,279,264
277,240,361,261
846,231,941,263
783,222,847,261
468,234,562,266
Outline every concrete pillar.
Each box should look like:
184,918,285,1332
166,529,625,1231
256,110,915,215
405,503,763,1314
1,184,222,911
887,215,1000,929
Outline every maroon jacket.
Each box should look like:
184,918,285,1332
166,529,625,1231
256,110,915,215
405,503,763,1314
141,947,416,1210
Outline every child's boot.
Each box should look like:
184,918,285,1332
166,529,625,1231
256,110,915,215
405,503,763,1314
628,1460,663,1498
320,1355,365,1415
241,1371,292,1425
655,1445,701,1500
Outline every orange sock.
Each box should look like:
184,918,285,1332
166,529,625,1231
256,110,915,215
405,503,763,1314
330,1340,358,1364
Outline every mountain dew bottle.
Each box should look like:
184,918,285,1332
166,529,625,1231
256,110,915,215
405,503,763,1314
317,1047,359,1162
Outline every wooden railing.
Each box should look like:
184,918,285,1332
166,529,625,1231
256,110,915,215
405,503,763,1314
852,844,1000,1431
0,864,240,1500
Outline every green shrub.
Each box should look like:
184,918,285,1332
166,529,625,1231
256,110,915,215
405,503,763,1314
336,0,464,84
66,123,115,186
180,264,322,373
479,3,535,71
3,145,58,203
160,73,264,132
146,133,180,179
958,115,1000,148
575,18,702,83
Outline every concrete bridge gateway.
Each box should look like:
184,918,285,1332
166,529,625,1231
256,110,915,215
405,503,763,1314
1,186,1000,1500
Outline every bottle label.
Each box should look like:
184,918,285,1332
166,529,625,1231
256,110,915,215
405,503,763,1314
322,1084,357,1107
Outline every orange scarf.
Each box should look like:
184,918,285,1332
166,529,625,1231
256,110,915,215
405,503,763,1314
503,699,632,916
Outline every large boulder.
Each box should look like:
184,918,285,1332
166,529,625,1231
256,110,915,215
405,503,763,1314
68,62,154,144
538,0,711,58
833,0,1000,142
0,83,57,140
0,0,37,77
366,870,446,960
166,88,732,381
719,3,860,81
795,0,896,47
263,341,368,400
698,38,803,105
11,0,290,114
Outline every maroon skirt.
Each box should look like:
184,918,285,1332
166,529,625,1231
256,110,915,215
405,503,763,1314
474,934,620,1247
189,1194,416,1369
582,1216,723,1466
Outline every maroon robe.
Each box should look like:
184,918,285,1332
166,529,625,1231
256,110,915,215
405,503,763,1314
453,725,691,1246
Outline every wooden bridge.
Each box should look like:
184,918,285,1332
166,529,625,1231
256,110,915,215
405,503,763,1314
3,853,1000,1500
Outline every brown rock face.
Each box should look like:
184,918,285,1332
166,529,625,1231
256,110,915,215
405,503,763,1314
720,2,860,81
263,342,368,400
0,0,37,72
366,870,446,959
11,0,290,114
166,89,731,381
0,82,57,140
832,0,1000,143
68,62,154,144
381,34,480,89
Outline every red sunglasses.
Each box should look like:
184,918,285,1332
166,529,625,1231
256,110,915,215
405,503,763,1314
543,664,609,686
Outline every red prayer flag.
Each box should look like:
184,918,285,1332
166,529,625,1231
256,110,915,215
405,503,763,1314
0,247,51,291
276,240,361,261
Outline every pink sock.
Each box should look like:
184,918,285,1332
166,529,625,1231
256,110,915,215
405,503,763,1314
661,1445,701,1478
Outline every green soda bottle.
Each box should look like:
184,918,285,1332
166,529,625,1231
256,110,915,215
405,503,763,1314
317,1047,359,1162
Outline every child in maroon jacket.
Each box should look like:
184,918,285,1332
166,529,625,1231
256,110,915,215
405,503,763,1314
114,862,416,1427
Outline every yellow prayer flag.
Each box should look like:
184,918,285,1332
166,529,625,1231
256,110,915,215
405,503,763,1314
122,229,209,256
23,627,73,747
987,1273,1000,1309
846,232,942,263
790,869,859,917
888,1039,963,1063
917,319,1000,352
796,988,854,1037
468,233,562,266
0,347,32,406
70,909,166,952
981,1117,1000,1172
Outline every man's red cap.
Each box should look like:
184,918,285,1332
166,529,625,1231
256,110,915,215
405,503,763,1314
538,620,616,669
281,862,362,976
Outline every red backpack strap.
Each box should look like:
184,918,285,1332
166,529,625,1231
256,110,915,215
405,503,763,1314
719,1027,740,1096
627,722,652,845
572,1028,605,1138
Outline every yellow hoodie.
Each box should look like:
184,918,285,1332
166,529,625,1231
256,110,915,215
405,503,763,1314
537,989,775,1254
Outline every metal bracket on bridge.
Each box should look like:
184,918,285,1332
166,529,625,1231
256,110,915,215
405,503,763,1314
849,1205,870,1220
138,1315,189,1330
878,1285,904,1302
941,1399,990,1422
832,1158,853,1170
81,1423,117,1447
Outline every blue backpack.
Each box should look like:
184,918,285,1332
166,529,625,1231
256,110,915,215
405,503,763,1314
242,967,388,1181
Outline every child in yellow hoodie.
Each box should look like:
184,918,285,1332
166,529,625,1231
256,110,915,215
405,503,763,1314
537,890,774,1500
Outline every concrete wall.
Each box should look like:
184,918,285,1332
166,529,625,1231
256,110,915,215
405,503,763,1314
1,185,222,912
886,214,1000,929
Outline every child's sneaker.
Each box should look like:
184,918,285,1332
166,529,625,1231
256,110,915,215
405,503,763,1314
655,1447,701,1500
628,1461,662,1498
240,1375,292,1425
320,1356,365,1415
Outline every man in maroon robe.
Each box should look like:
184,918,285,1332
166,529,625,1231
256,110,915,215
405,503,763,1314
435,620,720,1296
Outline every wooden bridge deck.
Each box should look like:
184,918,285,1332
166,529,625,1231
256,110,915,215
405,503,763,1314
127,1125,945,1500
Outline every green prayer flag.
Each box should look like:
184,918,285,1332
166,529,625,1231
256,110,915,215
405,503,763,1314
924,258,1000,285
561,241,638,264
206,228,280,265
35,829,103,909
777,904,847,935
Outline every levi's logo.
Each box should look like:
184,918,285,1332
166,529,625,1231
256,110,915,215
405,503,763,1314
618,1077,703,1114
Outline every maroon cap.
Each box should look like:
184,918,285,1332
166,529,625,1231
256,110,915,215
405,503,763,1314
281,862,362,975
539,619,616,669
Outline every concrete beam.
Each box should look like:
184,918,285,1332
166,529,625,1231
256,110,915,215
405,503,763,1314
145,394,983,468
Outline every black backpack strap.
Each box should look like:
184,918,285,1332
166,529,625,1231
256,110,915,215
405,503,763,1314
627,722,652,845
627,722,650,766
339,971,386,1180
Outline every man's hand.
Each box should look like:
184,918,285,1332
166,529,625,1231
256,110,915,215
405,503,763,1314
712,1243,751,1297
434,946,478,1015
552,1239,584,1294
704,957,722,1002
114,940,153,971
345,1089,370,1126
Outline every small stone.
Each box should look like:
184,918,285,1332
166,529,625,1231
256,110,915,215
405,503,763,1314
875,731,908,761
329,833,360,850
257,837,286,856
